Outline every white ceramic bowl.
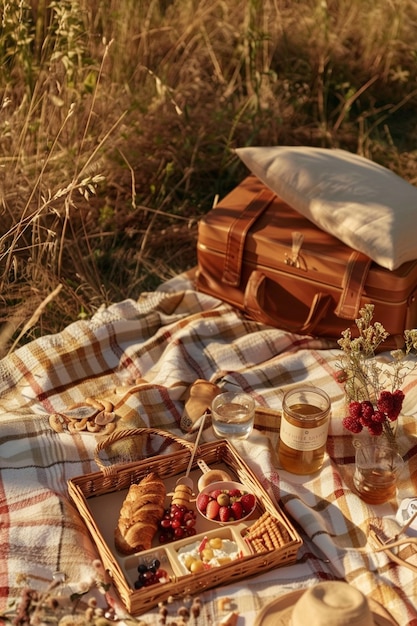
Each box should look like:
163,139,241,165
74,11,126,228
196,480,257,525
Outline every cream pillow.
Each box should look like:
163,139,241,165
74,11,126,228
235,145,417,270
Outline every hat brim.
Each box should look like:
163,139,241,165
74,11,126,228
254,588,398,626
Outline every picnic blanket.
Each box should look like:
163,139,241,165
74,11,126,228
1,272,417,625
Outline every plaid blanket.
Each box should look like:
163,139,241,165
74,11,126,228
1,272,417,625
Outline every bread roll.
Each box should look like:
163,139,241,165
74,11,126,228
197,469,232,491
115,472,166,554
171,483,192,508
181,379,221,432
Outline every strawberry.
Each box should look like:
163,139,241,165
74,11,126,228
205,499,220,520
219,506,230,523
209,489,223,500
231,501,243,520
196,492,210,513
240,493,256,513
198,536,208,552
228,489,242,498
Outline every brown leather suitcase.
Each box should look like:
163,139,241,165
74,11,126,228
195,175,417,344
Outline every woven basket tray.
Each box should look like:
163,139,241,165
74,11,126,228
94,427,195,474
68,434,302,616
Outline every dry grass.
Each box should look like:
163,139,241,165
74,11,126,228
1,0,417,355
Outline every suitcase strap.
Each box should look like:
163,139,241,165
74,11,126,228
335,250,372,319
222,187,275,286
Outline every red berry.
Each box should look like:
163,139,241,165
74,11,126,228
156,568,168,582
219,506,231,522
240,493,255,513
228,489,242,498
196,492,210,512
198,536,208,552
231,501,243,520
209,489,223,499
205,500,220,520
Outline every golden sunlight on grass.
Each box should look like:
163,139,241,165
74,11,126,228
1,0,417,355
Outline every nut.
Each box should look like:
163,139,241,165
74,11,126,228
49,413,67,433
101,399,114,413
86,397,114,413
86,420,101,433
85,397,105,411
68,417,88,433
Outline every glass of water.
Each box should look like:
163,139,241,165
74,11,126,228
211,391,255,440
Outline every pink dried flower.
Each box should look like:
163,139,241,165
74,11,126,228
367,422,383,436
391,389,405,419
361,401,374,419
342,416,363,434
371,410,386,424
377,390,394,415
348,401,362,419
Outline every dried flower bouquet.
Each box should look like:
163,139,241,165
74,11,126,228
337,304,417,445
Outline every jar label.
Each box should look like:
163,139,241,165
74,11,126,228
280,416,329,451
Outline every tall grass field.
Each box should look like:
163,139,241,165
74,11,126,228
1,0,417,355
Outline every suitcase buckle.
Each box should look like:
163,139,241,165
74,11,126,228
285,231,304,268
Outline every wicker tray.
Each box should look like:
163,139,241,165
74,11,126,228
94,427,195,473
68,434,302,616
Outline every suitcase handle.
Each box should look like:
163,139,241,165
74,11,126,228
244,270,333,334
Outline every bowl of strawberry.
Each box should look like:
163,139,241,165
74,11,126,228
196,481,257,525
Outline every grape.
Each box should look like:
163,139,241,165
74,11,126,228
161,517,171,527
150,558,160,572
134,559,168,590
158,504,197,544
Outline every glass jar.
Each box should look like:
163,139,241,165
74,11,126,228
278,386,331,474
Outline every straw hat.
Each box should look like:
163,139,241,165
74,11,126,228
254,582,397,626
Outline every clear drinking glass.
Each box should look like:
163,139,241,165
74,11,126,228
278,386,331,474
353,440,404,504
211,391,255,440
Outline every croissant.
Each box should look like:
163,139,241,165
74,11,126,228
115,472,166,554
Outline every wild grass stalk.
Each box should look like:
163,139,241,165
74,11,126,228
0,0,417,355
